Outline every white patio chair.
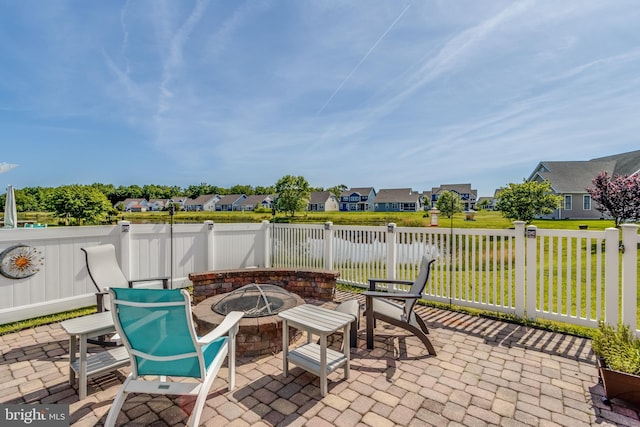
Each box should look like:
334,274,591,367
104,288,243,427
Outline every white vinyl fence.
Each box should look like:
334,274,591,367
1,220,638,335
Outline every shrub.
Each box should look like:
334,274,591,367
592,322,640,375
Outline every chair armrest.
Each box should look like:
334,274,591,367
368,278,413,291
198,311,244,344
128,277,170,289
364,291,422,300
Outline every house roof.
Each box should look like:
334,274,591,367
309,191,335,204
340,187,375,198
530,161,615,193
431,184,477,198
527,149,640,194
374,188,420,203
240,195,272,206
122,198,146,205
591,149,640,176
186,194,219,206
217,194,245,205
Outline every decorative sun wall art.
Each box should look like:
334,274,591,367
0,244,44,279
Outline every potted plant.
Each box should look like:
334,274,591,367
592,321,640,405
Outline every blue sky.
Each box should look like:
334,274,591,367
1,1,639,197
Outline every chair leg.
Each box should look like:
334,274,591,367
415,315,430,335
104,379,130,427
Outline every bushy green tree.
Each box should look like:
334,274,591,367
47,185,113,225
496,180,562,223
435,190,464,218
229,184,253,195
274,175,310,217
328,184,348,198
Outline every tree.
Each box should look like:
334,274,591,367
254,185,275,195
328,184,348,198
229,184,253,195
496,180,562,223
47,185,113,225
476,199,491,211
587,172,640,227
274,175,310,217
435,190,464,218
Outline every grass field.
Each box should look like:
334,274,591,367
22,209,623,229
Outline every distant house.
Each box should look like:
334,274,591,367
308,191,339,212
339,187,376,211
120,198,148,212
374,188,422,212
165,197,189,211
147,199,166,211
216,194,247,211
237,195,273,211
475,196,497,211
184,194,220,211
430,184,477,211
527,149,640,220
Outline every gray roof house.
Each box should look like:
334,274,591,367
307,191,339,212
527,149,640,220
430,184,478,211
237,195,273,211
215,194,247,211
339,187,376,211
184,194,220,211
374,188,422,212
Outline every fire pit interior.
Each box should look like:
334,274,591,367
212,284,299,318
192,283,305,357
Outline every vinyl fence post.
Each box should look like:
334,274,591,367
513,221,526,318
524,224,539,320
324,222,334,270
118,220,132,279
386,223,397,280
621,224,639,331
205,221,215,270
261,220,271,268
604,227,620,326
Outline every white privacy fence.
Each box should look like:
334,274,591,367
1,220,638,334
0,221,268,324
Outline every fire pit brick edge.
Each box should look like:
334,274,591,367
188,268,340,304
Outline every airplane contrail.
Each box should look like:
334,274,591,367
317,3,412,115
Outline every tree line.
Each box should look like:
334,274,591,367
2,172,639,227
0,177,347,225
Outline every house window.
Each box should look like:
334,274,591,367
583,195,591,210
564,195,572,210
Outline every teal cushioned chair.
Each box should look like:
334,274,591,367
104,288,243,427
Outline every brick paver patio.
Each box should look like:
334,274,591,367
1,290,640,426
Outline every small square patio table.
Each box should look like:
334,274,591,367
278,304,355,397
60,311,129,399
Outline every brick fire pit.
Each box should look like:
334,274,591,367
189,268,339,357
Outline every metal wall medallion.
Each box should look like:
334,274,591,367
0,244,44,279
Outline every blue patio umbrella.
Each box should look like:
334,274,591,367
4,185,17,228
